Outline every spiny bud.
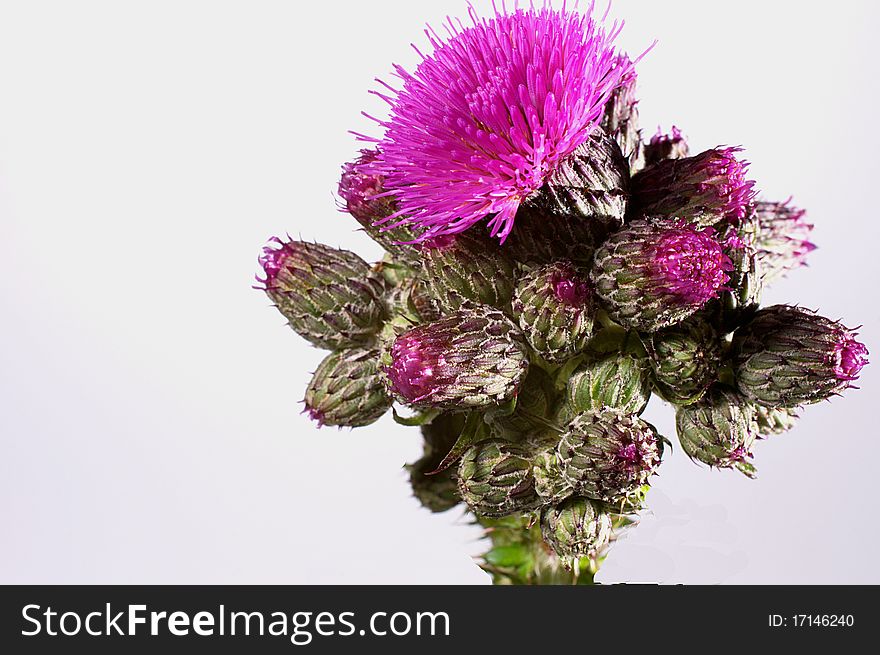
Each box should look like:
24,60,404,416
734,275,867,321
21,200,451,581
258,238,385,349
675,385,758,477
383,305,529,411
556,410,662,504
716,216,764,330
590,219,733,331
523,132,630,229
648,316,723,405
420,231,516,313
338,149,421,265
753,405,800,437
600,56,642,173
303,348,392,427
565,350,652,415
752,200,816,283
631,147,756,227
503,203,612,267
732,305,869,407
457,441,542,517
643,126,690,167
540,497,613,562
511,261,596,363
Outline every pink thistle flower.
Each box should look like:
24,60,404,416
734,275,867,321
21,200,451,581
644,125,690,166
648,224,733,305
361,2,642,242
831,333,869,381
752,199,817,282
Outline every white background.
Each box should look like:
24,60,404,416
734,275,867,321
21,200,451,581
1,0,877,584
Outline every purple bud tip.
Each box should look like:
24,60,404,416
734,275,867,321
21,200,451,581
361,4,642,242
728,445,749,462
617,443,641,465
385,334,446,403
650,125,684,146
421,234,457,251
651,225,732,305
338,149,386,221
698,148,756,222
258,238,294,287
832,334,869,381
302,404,326,428
550,267,591,306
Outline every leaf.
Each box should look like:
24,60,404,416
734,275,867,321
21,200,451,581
392,407,440,426
429,411,490,473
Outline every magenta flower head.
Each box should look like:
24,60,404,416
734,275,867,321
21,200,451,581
383,305,529,410
590,219,732,331
752,199,816,283
733,305,869,407
361,2,640,242
632,147,757,227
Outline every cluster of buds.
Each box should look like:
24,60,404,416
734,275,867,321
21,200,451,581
257,3,867,584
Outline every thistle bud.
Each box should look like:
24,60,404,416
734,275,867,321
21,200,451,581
338,149,421,265
717,216,764,330
752,200,816,283
258,238,386,349
457,441,543,517
511,261,596,363
489,366,556,440
420,232,516,313
540,497,613,562
753,404,799,437
643,126,690,167
519,132,629,229
631,148,756,227
303,348,392,427
565,350,652,415
590,219,733,331
503,204,611,267
675,385,757,477
556,410,662,504
383,305,529,411
732,305,869,407
648,316,723,405
600,56,642,173
532,448,574,505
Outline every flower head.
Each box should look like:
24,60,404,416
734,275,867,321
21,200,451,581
831,333,869,381
363,3,639,241
752,200,816,283
644,125,689,166
649,223,733,305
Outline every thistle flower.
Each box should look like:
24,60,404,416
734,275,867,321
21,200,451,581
258,238,385,349
752,200,816,283
565,350,652,415
457,441,543,517
383,305,529,411
540,497,613,563
631,147,756,226
511,260,596,363
591,219,733,331
364,3,639,241
420,231,516,313
733,305,869,407
600,55,642,172
675,385,758,477
555,410,662,505
643,126,690,167
338,149,421,264
304,348,392,428
648,316,723,405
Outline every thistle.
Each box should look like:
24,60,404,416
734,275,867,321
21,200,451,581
457,441,543,517
733,305,868,407
631,147,756,227
258,238,386,349
591,219,733,331
675,385,758,477
303,348,392,428
565,350,652,416
555,410,663,505
753,405,800,437
643,126,690,167
648,316,722,405
383,305,529,411
540,497,613,563
511,260,596,363
600,55,642,173
752,200,816,283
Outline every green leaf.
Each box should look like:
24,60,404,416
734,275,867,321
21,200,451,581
429,411,490,473
392,407,440,427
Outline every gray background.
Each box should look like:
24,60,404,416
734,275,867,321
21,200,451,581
1,0,877,584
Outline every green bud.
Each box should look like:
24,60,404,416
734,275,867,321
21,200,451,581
303,348,392,427
753,404,800,437
540,497,613,563
565,351,652,415
675,385,758,477
489,366,557,440
259,239,385,349
407,455,461,514
556,410,662,504
457,441,543,517
648,316,722,405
